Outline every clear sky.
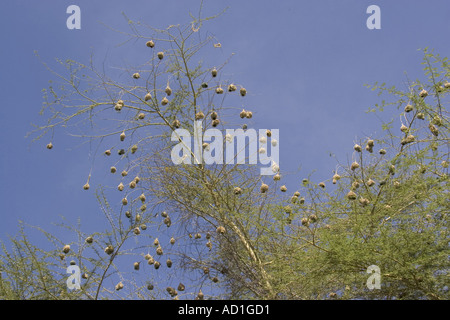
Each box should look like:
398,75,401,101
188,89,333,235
0,0,449,296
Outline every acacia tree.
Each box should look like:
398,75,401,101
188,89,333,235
0,7,448,300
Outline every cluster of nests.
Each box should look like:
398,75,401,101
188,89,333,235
132,39,251,131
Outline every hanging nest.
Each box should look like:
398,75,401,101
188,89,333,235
104,245,114,255
125,211,131,218
132,73,140,79
85,236,93,244
46,142,53,150
309,214,318,223
215,86,224,94
347,190,357,200
351,161,360,171
133,227,140,235
135,214,141,222
118,149,125,155
139,193,146,202
121,170,128,177
156,246,163,256
166,287,177,297
195,111,205,120
228,84,237,92
138,113,145,120
172,119,181,128
165,85,172,96
240,109,247,118
299,197,305,204
144,93,152,101
170,237,176,245
417,112,425,120
318,182,325,189
354,144,362,152
404,104,413,113
432,115,443,126
400,124,408,132
147,284,154,290
134,262,140,270
206,241,212,250
280,185,287,192
210,111,218,120
122,197,128,206
301,218,309,227
178,283,185,291
233,187,243,195
273,174,281,181
196,290,204,300
110,166,117,173
260,183,269,193
146,40,155,48
83,183,90,190
115,282,124,291
352,181,360,189
194,233,201,239
154,261,161,269
63,245,71,254
147,256,155,265
428,123,439,136
284,206,292,214
332,173,341,182
141,224,147,230
367,179,375,187
161,97,169,106
118,182,124,191
161,211,168,218
246,111,253,119
129,180,136,189
104,149,111,156
379,149,386,155
157,52,164,60
401,135,415,145
114,101,123,111
240,87,247,96
216,226,226,234
166,258,173,268
211,68,217,77
359,197,370,206
120,131,126,141
419,89,428,98
164,217,172,227
212,119,220,127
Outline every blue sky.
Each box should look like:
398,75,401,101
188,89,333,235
0,0,449,296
